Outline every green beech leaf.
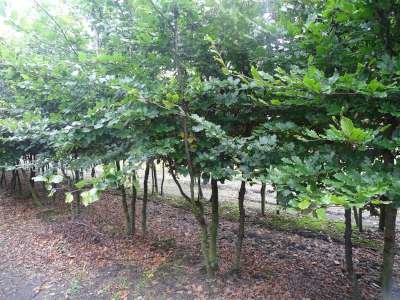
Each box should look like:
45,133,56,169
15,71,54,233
65,192,74,204
298,198,311,210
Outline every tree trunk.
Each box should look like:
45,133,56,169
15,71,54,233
151,162,154,195
142,160,150,235
73,168,81,216
353,207,359,227
152,162,158,195
91,167,96,178
0,169,6,187
160,162,165,196
261,182,266,216
11,170,16,192
345,208,361,299
15,170,22,194
381,205,398,299
198,176,204,200
192,200,212,276
29,167,42,207
379,204,386,231
209,178,219,272
72,152,81,216
116,161,131,235
358,208,363,233
233,181,246,272
344,209,354,275
130,172,137,236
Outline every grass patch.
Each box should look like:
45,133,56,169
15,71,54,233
67,278,82,297
160,195,192,210
98,276,130,299
151,237,176,251
258,210,381,250
134,269,155,296
36,209,63,222
219,202,240,221
154,259,185,282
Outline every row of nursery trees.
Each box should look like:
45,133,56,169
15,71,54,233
0,0,399,298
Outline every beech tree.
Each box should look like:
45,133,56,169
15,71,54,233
0,0,398,297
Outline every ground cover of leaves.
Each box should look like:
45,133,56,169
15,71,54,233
0,184,398,299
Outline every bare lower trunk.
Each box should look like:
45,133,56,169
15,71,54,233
73,168,81,216
233,181,246,272
121,186,130,235
130,172,137,236
381,205,398,299
30,167,42,207
345,208,361,299
353,207,359,228
11,170,16,192
73,152,81,216
0,169,6,187
209,178,219,272
116,161,131,235
198,176,204,200
16,170,22,193
379,204,386,231
358,208,363,233
192,200,212,276
152,162,158,195
261,182,266,216
151,162,155,195
344,209,353,275
142,161,150,235
160,162,165,197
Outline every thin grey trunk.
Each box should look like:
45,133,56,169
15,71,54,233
353,207,359,227
0,169,6,187
152,162,158,195
192,200,212,276
198,176,204,200
345,208,361,299
233,181,246,272
116,161,131,235
381,205,398,299
209,178,219,272
130,172,137,236
29,166,42,207
142,161,150,235
344,208,354,275
73,168,81,216
160,162,165,196
261,182,266,216
379,204,386,231
151,162,155,195
15,170,22,193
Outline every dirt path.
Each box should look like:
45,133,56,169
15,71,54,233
1,183,399,299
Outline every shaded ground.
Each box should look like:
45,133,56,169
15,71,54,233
0,178,399,299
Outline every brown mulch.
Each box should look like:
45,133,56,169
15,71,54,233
0,182,397,299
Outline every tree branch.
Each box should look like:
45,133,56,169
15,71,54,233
168,168,191,202
33,0,79,58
